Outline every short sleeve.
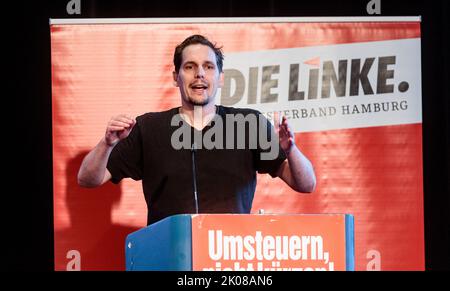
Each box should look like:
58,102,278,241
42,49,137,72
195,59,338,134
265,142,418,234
107,119,143,184
253,113,286,177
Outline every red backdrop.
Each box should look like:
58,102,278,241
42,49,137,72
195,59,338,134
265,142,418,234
51,19,423,270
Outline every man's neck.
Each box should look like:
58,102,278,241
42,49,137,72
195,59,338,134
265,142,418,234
179,102,217,130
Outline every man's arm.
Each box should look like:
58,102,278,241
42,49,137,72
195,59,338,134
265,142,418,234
275,116,316,193
77,115,136,188
77,139,114,187
276,147,316,193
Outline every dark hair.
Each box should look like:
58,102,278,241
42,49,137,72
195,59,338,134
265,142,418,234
173,34,224,73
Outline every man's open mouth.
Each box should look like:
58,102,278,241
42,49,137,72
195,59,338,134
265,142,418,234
191,83,208,94
191,83,208,89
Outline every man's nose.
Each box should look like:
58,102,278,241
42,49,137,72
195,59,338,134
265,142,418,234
195,66,205,78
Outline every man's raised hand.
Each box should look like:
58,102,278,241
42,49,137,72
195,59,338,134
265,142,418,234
274,113,295,154
104,115,136,146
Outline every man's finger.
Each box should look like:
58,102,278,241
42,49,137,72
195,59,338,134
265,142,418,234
114,116,134,124
279,117,294,139
110,120,134,128
107,125,126,131
273,111,280,132
111,114,135,122
110,120,132,127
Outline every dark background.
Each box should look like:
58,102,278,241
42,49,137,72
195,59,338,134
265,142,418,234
6,0,449,271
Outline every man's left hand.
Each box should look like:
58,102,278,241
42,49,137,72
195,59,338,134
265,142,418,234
275,115,295,154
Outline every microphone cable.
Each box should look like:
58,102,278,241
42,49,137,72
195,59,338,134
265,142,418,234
191,143,199,214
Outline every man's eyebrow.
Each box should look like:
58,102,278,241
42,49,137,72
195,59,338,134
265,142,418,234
183,60,215,65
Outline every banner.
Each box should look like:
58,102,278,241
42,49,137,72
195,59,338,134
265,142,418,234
51,17,423,270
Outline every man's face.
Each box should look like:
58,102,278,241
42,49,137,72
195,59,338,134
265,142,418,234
173,44,224,106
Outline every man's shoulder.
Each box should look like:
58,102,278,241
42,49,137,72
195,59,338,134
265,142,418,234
218,105,261,116
136,107,179,123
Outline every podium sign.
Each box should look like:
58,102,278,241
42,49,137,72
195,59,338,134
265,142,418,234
192,214,353,271
126,214,354,271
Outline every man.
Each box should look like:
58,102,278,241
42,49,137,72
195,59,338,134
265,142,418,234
78,34,316,225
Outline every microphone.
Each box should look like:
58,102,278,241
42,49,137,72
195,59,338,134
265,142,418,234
191,143,199,214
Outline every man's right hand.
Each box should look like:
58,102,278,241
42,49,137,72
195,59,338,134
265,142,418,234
105,114,136,146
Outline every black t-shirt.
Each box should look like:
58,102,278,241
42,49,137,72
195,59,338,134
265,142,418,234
107,105,286,225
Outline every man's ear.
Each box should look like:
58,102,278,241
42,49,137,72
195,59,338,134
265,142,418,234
218,72,224,88
172,71,179,87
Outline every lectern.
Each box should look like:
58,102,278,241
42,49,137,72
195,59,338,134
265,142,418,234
125,214,354,271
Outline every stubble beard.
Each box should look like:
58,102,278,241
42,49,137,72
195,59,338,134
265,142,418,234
186,90,215,107
188,96,210,106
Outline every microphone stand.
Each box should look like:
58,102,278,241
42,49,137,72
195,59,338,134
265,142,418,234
191,143,199,214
